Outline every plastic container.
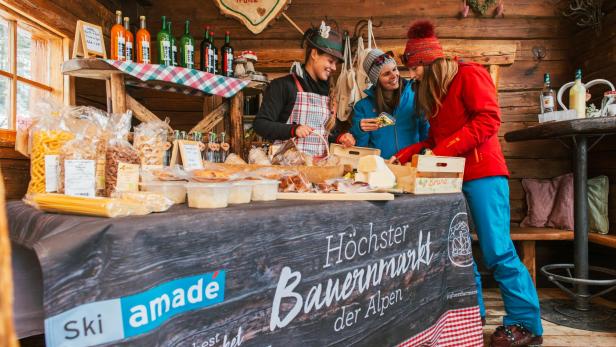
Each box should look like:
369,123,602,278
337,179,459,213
228,181,253,204
140,181,187,204
186,182,230,208
251,180,279,201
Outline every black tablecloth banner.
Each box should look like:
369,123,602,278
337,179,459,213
8,194,480,347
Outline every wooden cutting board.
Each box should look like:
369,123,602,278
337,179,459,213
277,192,394,201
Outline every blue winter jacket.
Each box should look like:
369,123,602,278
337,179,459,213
351,79,429,159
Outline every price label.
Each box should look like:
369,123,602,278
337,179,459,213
82,24,104,53
65,160,96,197
181,143,204,171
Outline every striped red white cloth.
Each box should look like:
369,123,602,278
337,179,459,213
398,306,483,347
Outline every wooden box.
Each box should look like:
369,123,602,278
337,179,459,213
329,144,381,170
388,155,465,194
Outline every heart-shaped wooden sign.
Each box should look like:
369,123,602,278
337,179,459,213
214,0,291,34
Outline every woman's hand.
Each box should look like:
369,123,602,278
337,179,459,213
295,125,313,138
360,118,380,132
338,133,356,147
389,156,400,165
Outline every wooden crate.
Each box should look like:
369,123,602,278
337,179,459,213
329,144,381,170
388,155,465,194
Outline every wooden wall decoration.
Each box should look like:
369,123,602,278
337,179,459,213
213,0,291,34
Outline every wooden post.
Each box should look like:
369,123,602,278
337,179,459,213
109,73,126,114
489,64,500,93
0,169,19,347
229,93,245,159
519,240,536,285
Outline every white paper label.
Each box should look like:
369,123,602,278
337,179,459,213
162,41,171,64
141,40,150,63
83,24,104,53
116,162,140,192
65,160,96,197
44,155,59,192
186,44,194,68
182,143,204,171
125,41,133,62
117,36,125,60
543,96,554,109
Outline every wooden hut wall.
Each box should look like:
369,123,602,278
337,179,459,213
573,3,616,230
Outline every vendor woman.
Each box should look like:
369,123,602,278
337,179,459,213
391,21,543,347
254,22,355,156
351,48,429,159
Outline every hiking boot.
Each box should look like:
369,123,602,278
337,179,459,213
489,324,543,347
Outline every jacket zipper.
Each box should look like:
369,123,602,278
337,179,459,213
394,124,400,153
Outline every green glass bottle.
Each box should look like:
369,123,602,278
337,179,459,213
167,21,178,66
179,20,195,69
157,16,171,66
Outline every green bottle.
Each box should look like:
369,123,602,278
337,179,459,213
179,20,195,69
167,21,178,66
157,16,171,66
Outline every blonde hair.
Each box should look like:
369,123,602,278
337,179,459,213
416,57,459,118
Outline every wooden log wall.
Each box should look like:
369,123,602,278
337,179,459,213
573,2,616,230
98,0,574,223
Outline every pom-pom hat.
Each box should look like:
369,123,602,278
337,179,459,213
403,20,444,67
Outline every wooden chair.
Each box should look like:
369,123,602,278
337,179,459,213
0,169,19,347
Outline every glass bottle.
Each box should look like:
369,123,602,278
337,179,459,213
210,31,218,74
111,10,125,61
179,20,195,69
540,73,556,114
569,68,586,118
157,16,171,66
123,17,134,62
200,26,211,72
221,31,234,77
219,132,229,162
136,16,151,64
167,21,178,67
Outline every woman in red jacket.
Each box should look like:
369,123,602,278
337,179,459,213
391,21,543,347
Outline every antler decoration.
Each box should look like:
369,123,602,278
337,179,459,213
563,0,605,35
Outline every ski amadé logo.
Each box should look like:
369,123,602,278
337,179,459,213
44,270,225,347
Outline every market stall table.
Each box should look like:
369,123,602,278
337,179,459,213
505,116,616,331
9,194,482,347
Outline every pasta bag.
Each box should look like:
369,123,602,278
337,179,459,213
104,112,141,196
26,104,73,194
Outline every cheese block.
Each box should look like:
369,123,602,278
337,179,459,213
355,155,396,189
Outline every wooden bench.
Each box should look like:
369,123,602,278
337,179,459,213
589,233,616,249
472,227,574,284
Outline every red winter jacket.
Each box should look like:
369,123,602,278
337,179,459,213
394,62,509,182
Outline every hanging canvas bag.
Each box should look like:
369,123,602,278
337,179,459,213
355,19,378,98
335,35,360,121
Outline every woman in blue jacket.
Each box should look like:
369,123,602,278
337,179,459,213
351,49,429,159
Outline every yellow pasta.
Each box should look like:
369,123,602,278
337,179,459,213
27,130,74,194
28,193,150,218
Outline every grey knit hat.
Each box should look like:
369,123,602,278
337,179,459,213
363,49,397,85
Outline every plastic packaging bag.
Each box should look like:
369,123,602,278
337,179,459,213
26,101,74,194
248,147,271,165
271,140,312,166
104,112,140,196
25,193,151,218
112,191,174,213
225,153,247,165
133,120,170,166
141,165,188,182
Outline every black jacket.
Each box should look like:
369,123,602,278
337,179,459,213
254,69,343,142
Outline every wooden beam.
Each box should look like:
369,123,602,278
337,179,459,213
126,95,173,132
190,103,228,134
229,94,245,159
249,39,517,70
519,240,536,285
109,74,126,114
489,65,500,91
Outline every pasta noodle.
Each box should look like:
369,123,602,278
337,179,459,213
27,193,151,218
27,130,74,194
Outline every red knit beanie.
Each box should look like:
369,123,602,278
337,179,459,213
404,20,444,67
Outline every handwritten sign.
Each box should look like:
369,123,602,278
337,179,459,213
72,20,107,58
213,0,291,34
170,140,204,171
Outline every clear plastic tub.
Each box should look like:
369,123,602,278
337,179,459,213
228,181,253,204
251,180,279,201
140,181,187,204
186,182,230,208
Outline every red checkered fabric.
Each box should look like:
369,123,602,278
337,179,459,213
104,59,249,98
275,74,330,157
397,306,483,347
